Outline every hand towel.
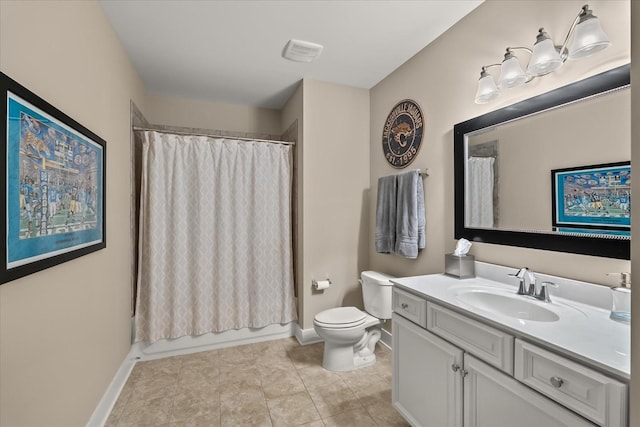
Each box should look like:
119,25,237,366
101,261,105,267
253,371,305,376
395,169,425,258
375,174,397,254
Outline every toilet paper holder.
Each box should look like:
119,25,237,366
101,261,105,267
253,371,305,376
312,278,332,291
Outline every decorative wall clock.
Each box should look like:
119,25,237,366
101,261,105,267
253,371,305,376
382,99,424,168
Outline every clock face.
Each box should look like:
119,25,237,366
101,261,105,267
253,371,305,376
382,99,424,168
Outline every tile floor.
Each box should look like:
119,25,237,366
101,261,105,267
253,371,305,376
105,338,410,426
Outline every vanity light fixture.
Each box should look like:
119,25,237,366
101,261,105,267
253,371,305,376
474,4,611,104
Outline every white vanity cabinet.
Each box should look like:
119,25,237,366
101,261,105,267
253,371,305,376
392,313,463,426
464,353,594,427
514,340,627,426
392,287,605,427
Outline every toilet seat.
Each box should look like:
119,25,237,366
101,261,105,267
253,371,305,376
314,307,367,329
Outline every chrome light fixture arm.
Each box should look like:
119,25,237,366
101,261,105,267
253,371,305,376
558,5,590,62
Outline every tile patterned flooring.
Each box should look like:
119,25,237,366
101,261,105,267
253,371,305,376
105,338,410,426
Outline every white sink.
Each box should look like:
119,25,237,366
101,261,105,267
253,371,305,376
456,290,560,322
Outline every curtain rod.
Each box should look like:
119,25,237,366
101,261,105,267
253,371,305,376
132,126,295,146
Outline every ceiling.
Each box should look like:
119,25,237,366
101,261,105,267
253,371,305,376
100,1,483,109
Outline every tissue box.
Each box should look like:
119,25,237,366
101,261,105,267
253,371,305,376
445,254,475,279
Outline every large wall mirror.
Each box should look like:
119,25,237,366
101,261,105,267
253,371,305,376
454,64,630,259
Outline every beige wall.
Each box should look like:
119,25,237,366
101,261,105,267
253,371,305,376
0,1,147,426
0,1,634,424
298,80,370,329
369,0,631,285
629,2,639,425
145,93,281,136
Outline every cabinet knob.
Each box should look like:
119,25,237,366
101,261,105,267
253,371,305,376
451,363,460,372
401,303,409,309
550,376,564,388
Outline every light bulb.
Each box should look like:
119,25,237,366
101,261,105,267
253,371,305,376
567,7,611,60
475,70,500,104
498,53,527,89
527,29,562,76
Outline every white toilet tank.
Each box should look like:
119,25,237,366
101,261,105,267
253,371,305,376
361,271,395,319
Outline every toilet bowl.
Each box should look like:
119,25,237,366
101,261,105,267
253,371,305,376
313,271,394,372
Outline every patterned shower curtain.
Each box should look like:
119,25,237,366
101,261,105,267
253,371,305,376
466,156,495,228
135,130,297,343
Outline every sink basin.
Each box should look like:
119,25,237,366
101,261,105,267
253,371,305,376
456,290,560,322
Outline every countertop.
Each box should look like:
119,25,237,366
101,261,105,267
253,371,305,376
391,273,630,381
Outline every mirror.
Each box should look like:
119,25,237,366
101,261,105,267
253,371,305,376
454,64,630,259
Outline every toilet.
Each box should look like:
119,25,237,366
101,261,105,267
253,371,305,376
313,271,394,372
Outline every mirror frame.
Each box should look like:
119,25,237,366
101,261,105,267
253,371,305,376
454,64,631,260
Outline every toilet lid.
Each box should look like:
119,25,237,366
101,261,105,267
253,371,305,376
315,307,367,326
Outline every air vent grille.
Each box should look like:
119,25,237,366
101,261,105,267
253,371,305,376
283,39,323,63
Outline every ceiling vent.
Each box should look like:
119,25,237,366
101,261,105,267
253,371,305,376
282,39,323,63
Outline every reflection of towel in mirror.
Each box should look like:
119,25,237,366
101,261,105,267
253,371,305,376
395,170,425,258
375,175,397,254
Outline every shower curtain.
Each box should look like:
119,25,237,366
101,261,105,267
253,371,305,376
466,156,495,228
135,130,297,343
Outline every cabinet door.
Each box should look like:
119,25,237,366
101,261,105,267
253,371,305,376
464,354,595,427
393,313,463,427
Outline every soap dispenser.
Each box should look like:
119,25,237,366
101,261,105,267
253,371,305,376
607,272,631,323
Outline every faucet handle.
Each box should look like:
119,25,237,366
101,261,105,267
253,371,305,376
509,267,529,279
536,281,558,303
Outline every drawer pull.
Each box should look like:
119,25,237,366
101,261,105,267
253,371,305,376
451,364,460,372
550,376,564,388
401,303,409,309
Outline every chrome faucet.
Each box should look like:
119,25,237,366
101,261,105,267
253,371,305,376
509,268,555,302
533,282,557,303
509,267,530,295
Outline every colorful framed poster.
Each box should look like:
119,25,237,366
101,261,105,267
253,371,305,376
1,72,106,284
551,161,630,235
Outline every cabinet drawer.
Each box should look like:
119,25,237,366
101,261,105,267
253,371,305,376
393,288,427,328
427,302,513,374
514,340,627,427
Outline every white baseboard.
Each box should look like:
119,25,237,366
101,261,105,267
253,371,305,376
131,322,295,360
295,325,323,345
86,350,137,427
380,327,392,350
87,322,296,426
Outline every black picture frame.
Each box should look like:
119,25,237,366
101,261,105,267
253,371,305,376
1,72,106,284
454,64,630,260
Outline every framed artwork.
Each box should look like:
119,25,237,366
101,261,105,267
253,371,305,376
1,72,106,284
382,99,424,168
551,161,630,235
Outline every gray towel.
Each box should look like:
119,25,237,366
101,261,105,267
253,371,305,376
395,170,425,258
375,175,397,254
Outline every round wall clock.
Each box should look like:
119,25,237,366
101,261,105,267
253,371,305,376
381,99,424,168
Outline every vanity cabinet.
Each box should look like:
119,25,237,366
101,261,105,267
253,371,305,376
464,353,594,427
392,313,463,426
515,340,627,426
392,288,607,427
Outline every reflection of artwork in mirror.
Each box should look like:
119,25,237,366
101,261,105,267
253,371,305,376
552,162,630,237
